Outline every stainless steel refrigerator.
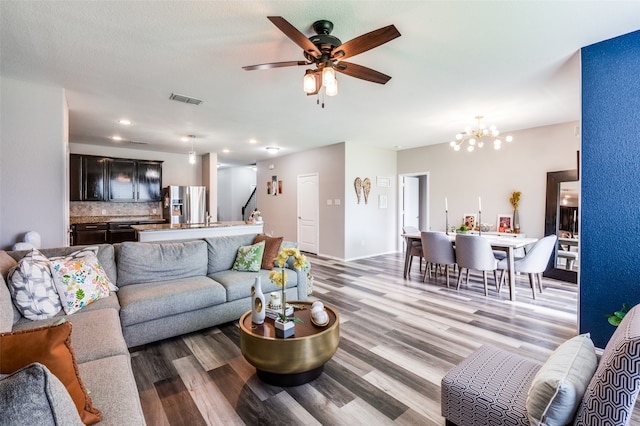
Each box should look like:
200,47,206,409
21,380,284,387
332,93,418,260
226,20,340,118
162,186,206,224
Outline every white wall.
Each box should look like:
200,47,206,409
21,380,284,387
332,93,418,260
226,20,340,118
257,143,345,258
0,77,68,249
345,142,397,260
69,142,202,187
397,121,580,240
217,166,256,221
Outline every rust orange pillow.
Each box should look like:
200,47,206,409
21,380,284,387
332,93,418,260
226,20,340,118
0,320,102,425
253,234,284,270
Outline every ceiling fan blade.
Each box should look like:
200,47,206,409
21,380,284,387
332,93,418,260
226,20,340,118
334,61,392,84
242,60,309,71
331,25,401,60
267,16,321,58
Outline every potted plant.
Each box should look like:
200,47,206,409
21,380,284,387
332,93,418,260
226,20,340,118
605,303,631,326
510,191,521,233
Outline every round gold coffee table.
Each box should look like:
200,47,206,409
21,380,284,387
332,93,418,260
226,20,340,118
239,300,340,386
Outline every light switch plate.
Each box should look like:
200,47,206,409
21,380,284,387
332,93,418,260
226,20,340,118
334,199,341,205
327,199,333,205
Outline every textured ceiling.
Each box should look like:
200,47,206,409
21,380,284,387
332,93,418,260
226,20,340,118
1,1,639,167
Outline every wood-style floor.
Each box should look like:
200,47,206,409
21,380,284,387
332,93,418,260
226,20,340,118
130,252,636,425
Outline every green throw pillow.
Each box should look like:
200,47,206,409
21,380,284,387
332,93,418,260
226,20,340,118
232,241,265,272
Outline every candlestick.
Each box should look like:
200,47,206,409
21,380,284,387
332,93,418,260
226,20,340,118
445,210,449,235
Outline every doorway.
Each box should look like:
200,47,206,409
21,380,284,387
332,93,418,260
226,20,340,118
399,172,429,247
297,173,319,254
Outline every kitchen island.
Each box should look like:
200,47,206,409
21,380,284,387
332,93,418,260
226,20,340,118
131,221,264,242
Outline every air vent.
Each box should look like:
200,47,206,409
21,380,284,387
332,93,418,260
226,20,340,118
169,93,203,105
129,140,148,145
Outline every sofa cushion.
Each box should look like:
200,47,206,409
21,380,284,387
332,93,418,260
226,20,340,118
9,245,117,286
205,234,257,273
0,251,21,327
0,363,83,426
253,234,284,270
50,246,117,291
50,251,112,315
7,249,62,320
0,320,102,425
574,304,640,425
116,240,208,286
232,240,265,272
78,355,145,426
117,276,227,326
526,334,598,425
208,268,296,302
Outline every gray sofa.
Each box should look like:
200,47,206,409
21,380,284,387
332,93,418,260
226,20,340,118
0,233,307,425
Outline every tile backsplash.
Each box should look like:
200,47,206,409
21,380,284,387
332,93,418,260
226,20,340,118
70,201,163,218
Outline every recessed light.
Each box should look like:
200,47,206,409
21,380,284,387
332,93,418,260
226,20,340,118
112,136,123,141
265,146,280,154
222,149,230,153
118,119,131,125
181,136,189,142
249,139,257,144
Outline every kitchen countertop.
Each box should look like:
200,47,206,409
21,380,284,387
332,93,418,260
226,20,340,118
70,216,166,225
131,221,259,231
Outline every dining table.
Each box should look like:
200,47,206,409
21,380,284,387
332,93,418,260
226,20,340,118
402,232,539,301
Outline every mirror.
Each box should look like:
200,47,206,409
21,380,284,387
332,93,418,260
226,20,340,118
543,169,579,283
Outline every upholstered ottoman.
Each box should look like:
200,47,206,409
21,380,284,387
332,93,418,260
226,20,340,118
441,345,541,426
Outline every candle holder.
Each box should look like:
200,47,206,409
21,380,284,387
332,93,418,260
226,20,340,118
478,210,482,236
445,210,449,235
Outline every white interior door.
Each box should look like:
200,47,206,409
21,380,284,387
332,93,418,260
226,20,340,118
403,176,420,230
297,173,319,254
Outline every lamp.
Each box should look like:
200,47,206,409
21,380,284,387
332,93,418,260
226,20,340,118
322,67,336,87
450,115,513,152
303,70,317,94
184,134,196,165
265,146,280,154
188,150,196,165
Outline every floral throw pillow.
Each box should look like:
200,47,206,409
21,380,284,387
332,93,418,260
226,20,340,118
49,249,112,315
232,241,265,272
7,249,62,321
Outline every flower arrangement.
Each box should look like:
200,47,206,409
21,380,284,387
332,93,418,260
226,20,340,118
269,247,307,324
249,209,262,223
509,191,521,210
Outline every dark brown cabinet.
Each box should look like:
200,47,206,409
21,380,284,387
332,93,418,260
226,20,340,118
70,154,162,202
72,223,108,245
107,222,137,243
107,159,162,202
70,155,108,201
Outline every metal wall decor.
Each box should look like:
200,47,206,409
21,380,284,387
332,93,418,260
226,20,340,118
354,177,372,204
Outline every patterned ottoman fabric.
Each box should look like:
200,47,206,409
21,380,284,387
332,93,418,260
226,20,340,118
441,344,541,426
574,305,640,426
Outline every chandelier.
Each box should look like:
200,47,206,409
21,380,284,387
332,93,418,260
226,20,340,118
450,115,513,152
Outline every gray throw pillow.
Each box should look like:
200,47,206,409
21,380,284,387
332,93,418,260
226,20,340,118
0,362,83,426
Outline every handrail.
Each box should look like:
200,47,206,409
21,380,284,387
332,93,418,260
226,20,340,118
241,187,257,220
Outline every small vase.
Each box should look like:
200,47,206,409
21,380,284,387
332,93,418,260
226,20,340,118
251,276,265,324
275,317,295,338
514,209,521,234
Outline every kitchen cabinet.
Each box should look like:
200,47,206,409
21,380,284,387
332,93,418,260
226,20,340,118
72,223,108,245
70,154,108,201
107,159,162,202
107,222,137,243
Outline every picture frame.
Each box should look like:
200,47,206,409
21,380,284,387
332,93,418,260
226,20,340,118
463,214,478,230
271,175,278,197
278,180,283,194
497,214,513,232
266,181,272,195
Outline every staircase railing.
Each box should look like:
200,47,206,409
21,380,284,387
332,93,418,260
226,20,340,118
241,187,257,221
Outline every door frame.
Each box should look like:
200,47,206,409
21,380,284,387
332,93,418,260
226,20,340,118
398,171,430,250
296,173,319,254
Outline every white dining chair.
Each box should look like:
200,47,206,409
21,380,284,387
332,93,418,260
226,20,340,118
421,231,456,287
403,226,424,275
497,234,557,299
455,234,501,296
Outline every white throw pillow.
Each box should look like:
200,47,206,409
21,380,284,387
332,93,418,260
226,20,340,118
7,249,61,320
526,333,598,426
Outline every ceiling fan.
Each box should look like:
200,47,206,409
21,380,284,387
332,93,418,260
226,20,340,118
243,16,401,97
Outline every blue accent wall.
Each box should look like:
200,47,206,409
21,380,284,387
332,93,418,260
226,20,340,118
581,30,640,348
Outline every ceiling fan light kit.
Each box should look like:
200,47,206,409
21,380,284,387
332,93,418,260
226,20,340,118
243,16,400,105
450,115,514,152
